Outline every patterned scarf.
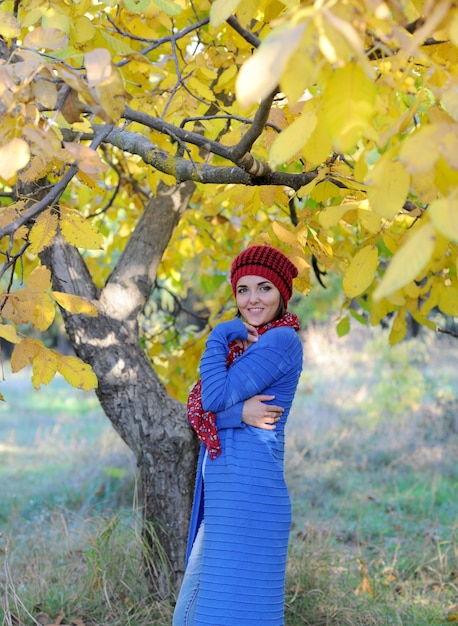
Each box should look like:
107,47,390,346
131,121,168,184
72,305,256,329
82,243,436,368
187,313,300,459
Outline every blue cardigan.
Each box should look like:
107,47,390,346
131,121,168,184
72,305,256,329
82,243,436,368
186,318,303,626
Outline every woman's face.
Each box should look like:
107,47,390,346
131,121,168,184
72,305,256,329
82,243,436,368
235,275,281,327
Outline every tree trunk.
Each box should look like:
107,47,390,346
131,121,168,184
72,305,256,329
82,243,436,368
42,181,199,595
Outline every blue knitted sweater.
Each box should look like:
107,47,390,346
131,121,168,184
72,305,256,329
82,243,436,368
186,318,303,626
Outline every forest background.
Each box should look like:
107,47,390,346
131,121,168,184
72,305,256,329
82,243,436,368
1,0,458,624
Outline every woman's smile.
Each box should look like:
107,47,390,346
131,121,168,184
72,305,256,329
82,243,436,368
236,275,281,326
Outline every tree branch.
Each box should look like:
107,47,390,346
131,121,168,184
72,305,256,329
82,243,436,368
227,16,261,48
229,90,277,161
98,126,318,189
123,105,234,162
437,327,458,339
102,180,195,321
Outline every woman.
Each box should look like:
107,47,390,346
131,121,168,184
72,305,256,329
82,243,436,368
173,245,303,626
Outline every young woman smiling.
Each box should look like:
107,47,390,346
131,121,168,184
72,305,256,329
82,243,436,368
173,245,304,626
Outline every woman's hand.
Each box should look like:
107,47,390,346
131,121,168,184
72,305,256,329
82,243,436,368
242,395,284,430
232,323,259,351
244,323,259,343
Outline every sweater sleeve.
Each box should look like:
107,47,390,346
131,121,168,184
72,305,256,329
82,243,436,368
200,320,299,413
216,402,244,429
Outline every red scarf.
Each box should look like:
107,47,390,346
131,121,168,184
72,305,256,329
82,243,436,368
187,313,300,459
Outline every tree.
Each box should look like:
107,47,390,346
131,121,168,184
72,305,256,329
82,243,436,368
1,0,458,594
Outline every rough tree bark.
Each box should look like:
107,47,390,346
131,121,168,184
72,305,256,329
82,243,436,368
41,181,199,596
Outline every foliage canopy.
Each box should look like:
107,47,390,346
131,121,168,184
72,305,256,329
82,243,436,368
1,0,458,399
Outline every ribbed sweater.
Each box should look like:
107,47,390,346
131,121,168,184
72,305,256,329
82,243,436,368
186,318,303,626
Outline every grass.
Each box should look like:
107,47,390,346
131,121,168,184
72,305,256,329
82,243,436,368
284,325,458,625
1,325,457,625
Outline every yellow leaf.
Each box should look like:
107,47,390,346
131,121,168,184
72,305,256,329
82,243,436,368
0,138,31,183
20,4,45,28
428,193,458,244
29,209,58,254
28,265,52,292
311,180,342,202
93,64,125,122
236,0,259,28
52,292,98,316
42,6,70,33
269,107,317,167
0,324,21,344
217,65,238,89
358,207,382,234
85,48,112,86
389,307,407,345
449,11,458,46
271,221,298,246
11,338,39,373
373,222,436,301
366,156,410,220
210,0,242,28
319,202,359,228
32,75,58,110
31,292,56,331
31,345,59,389
343,245,378,298
297,169,326,199
441,81,458,123
0,10,21,39
399,124,444,173
72,16,97,44
281,26,317,104
57,354,98,390
23,26,68,50
302,106,333,166
63,142,107,176
438,284,458,316
60,207,104,249
322,62,377,153
399,122,458,173
236,21,307,108
187,76,215,104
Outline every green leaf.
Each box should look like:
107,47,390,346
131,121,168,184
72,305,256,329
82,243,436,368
124,0,151,13
153,0,182,15
336,316,350,337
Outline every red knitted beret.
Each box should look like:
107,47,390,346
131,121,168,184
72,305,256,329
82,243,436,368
230,245,298,307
